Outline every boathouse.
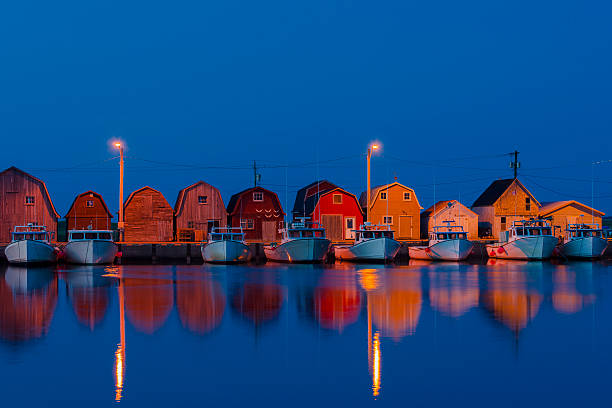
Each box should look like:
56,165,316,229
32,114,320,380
471,178,540,239
226,186,284,242
64,191,113,233
539,200,605,238
0,166,59,244
294,181,363,241
174,181,227,242
420,200,479,239
359,182,422,240
123,186,174,242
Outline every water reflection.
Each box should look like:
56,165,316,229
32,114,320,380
176,270,225,335
429,267,479,317
313,271,362,332
552,264,596,314
0,266,57,343
232,272,284,327
62,266,112,330
123,268,173,334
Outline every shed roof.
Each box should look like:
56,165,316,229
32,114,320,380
472,178,539,208
358,182,423,210
226,186,285,216
295,187,362,218
0,166,60,219
539,200,605,217
64,190,113,219
174,180,224,216
292,180,338,214
421,200,477,218
124,186,171,209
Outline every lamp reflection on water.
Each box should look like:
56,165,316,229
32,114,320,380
358,268,383,399
104,267,126,403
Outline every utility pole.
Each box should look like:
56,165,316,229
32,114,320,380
511,150,520,179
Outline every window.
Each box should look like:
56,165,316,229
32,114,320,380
501,216,507,231
241,219,255,230
253,192,263,202
72,233,84,240
525,197,531,211
380,192,387,200
403,192,411,201
86,200,94,207
333,194,342,204
99,232,111,240
383,216,393,224
25,196,35,205
85,233,97,239
187,221,195,229
198,195,208,205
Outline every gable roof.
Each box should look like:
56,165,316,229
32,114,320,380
124,186,171,209
358,182,423,210
64,191,113,218
294,187,362,218
472,178,540,208
292,180,338,215
174,180,225,216
421,200,477,218
539,200,605,218
226,186,285,216
0,166,60,219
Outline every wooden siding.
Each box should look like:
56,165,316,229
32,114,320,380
539,203,603,238
367,183,421,240
421,201,479,239
311,189,363,241
65,191,112,232
0,167,59,243
174,181,227,240
227,187,284,242
124,187,173,242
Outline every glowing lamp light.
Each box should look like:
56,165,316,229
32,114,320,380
372,144,379,150
114,142,121,148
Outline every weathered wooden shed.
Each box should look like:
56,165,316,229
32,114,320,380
174,181,227,242
294,181,363,241
359,182,423,240
0,166,59,244
420,200,479,239
65,191,113,232
226,186,285,242
471,178,540,239
539,200,605,238
123,186,174,242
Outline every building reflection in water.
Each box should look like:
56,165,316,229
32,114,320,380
429,268,479,317
552,266,596,314
0,266,58,343
313,271,362,332
176,270,225,335
123,268,174,334
62,266,111,331
232,272,284,327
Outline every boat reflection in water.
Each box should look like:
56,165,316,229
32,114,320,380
176,269,225,335
61,266,112,331
428,266,479,318
0,266,57,343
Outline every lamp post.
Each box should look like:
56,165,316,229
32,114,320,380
366,144,379,222
114,142,124,241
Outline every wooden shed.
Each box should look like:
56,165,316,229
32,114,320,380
226,186,285,242
420,200,479,239
0,166,59,244
294,181,363,241
123,186,174,242
539,200,605,238
174,181,227,242
65,191,113,232
471,178,540,239
359,182,423,240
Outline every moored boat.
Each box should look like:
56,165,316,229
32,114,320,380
5,224,57,265
264,219,331,263
558,223,608,259
408,223,473,261
335,223,401,262
201,227,251,263
486,219,558,260
63,230,118,265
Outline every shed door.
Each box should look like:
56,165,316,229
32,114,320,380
399,216,413,239
321,215,342,241
262,221,277,242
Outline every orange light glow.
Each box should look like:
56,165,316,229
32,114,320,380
372,331,381,398
372,144,379,150
115,343,124,402
114,142,121,148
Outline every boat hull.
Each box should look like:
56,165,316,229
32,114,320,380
408,239,473,261
486,236,558,260
265,238,331,263
334,238,401,262
559,237,608,259
63,240,118,264
5,240,57,265
201,240,251,263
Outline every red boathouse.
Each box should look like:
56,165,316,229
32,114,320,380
226,187,284,242
64,191,113,231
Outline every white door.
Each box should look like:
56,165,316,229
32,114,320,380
345,217,356,240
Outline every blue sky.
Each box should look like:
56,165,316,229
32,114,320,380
1,0,611,217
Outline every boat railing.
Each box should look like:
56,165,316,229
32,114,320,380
356,223,394,232
567,223,602,231
511,219,552,228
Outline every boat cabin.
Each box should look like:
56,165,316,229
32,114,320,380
68,230,113,241
500,219,553,242
429,223,468,242
208,227,246,242
284,219,326,239
11,225,52,243
354,224,395,242
565,224,604,240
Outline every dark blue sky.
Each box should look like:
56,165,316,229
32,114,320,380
1,0,611,217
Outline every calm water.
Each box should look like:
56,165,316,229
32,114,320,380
1,261,611,407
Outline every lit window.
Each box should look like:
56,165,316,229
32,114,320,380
253,192,263,202
380,192,387,200
333,194,342,204
198,195,208,205
241,219,255,230
403,192,411,201
86,200,94,207
25,196,35,205
383,216,393,224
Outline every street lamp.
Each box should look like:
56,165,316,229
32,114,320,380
366,144,379,222
114,142,124,241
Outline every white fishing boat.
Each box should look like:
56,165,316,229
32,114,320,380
335,223,401,262
5,224,57,265
201,227,251,263
63,230,118,265
486,219,558,260
408,222,473,261
558,223,608,259
264,218,331,263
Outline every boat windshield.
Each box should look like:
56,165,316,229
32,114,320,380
70,231,113,240
356,231,393,240
211,233,243,241
288,229,325,238
435,232,467,240
572,230,602,238
525,227,552,236
12,231,48,241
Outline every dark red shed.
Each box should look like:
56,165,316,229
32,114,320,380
226,187,284,242
65,191,113,231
